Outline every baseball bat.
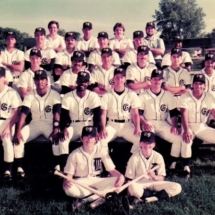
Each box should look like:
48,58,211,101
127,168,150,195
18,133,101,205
54,170,106,197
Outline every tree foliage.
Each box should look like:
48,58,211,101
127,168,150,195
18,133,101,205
0,27,31,50
153,0,206,40
204,28,215,38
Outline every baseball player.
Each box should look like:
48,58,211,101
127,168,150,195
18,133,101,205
179,74,215,175
63,125,125,208
122,30,155,65
18,48,51,99
46,20,66,52
13,70,61,177
163,48,191,96
0,67,21,180
59,51,93,94
109,22,134,59
126,45,156,94
145,22,165,69
0,31,24,88
91,48,116,96
125,131,182,204
24,27,56,84
138,69,183,170
99,67,141,154
76,22,99,58
57,71,101,170
161,36,193,71
87,32,121,72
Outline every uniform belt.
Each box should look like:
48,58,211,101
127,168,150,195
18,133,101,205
71,120,92,123
110,119,130,123
0,117,6,120
73,174,100,179
174,94,181,97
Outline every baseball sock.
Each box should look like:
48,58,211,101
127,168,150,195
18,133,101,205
4,162,13,173
53,155,60,168
60,154,68,170
155,189,169,200
182,158,191,166
15,158,23,169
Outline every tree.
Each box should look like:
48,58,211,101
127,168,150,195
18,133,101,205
204,28,215,38
0,27,31,50
153,0,206,40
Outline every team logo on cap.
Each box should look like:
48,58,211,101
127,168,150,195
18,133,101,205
117,68,123,72
35,70,42,75
143,132,151,137
68,32,73,36
80,72,86,76
141,46,147,51
207,54,213,58
37,27,42,31
103,48,109,52
136,31,140,35
100,32,105,35
8,31,13,35
85,22,90,26
149,22,153,25
196,74,202,79
32,49,38,53
75,52,81,57
85,126,92,132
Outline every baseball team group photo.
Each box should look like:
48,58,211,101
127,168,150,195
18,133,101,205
0,0,215,214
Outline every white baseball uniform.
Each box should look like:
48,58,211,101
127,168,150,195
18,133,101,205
125,150,182,198
109,37,134,51
0,85,21,162
88,49,121,67
139,89,182,157
46,34,66,50
179,92,215,158
126,62,157,94
122,49,155,65
91,65,115,92
100,88,141,153
76,36,99,52
161,51,193,67
64,144,118,200
56,90,101,155
14,88,61,159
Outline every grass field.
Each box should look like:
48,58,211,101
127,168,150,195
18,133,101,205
0,141,215,215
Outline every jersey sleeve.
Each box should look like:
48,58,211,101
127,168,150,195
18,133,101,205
112,51,121,65
11,90,22,108
127,39,134,49
101,149,115,171
59,36,66,49
161,53,171,67
17,50,25,61
55,53,62,65
125,155,137,180
157,38,165,50
87,51,96,65
183,52,193,64
122,51,131,64
138,93,145,111
61,93,71,110
48,49,57,59
167,92,177,110
52,91,61,105
100,93,109,110
155,153,166,176
17,72,28,88
130,91,141,108
126,65,135,81
24,49,31,61
148,51,155,64
89,92,101,108
22,92,33,108
60,70,70,86
178,94,188,109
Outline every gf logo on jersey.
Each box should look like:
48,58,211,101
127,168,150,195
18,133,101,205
211,85,215,91
179,79,185,86
201,108,210,116
45,105,52,113
1,103,7,111
160,104,167,112
123,104,131,112
109,78,114,85
84,107,92,115
42,58,48,65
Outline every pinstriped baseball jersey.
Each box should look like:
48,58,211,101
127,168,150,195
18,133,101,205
109,37,134,51
163,67,191,86
62,89,101,121
64,144,115,177
0,85,21,119
125,150,166,180
59,69,94,87
139,89,176,121
22,88,61,121
179,92,215,123
76,36,99,51
88,49,121,66
122,48,155,64
25,47,56,70
126,62,157,94
91,66,115,91
55,49,78,67
101,88,140,120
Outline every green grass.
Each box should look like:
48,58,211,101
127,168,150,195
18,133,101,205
0,143,215,215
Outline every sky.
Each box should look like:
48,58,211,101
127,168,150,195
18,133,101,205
0,0,214,38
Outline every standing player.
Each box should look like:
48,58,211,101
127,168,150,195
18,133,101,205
161,36,192,71
125,131,182,204
1,31,24,88
87,32,121,72
76,22,99,59
24,27,56,84
179,74,215,175
0,67,21,180
163,48,191,96
99,67,141,154
109,22,134,59
57,72,101,170
126,45,157,94
145,22,165,69
138,69,182,169
63,125,125,208
13,70,61,176
46,20,66,52
122,30,155,65
91,48,115,96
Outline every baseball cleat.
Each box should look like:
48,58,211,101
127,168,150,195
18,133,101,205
4,170,12,181
17,167,25,178
145,196,158,203
169,161,177,170
183,166,191,181
90,197,105,209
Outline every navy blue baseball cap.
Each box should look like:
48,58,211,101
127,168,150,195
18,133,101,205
193,74,205,84
77,71,90,82
98,31,108,39
0,67,6,77
83,22,92,29
151,69,163,79
205,53,215,62
34,70,47,79
71,51,85,61
114,67,126,76
140,131,155,143
133,30,144,38
101,48,112,55
65,31,78,40
172,36,183,42
146,22,155,28
81,126,97,137
30,48,42,58
5,31,17,39
34,27,46,35
137,45,150,55
171,48,182,56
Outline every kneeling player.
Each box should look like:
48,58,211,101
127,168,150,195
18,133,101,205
125,131,181,204
63,126,125,208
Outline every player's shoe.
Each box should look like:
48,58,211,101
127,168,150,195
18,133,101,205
169,161,177,170
183,165,191,180
17,167,25,179
4,170,12,181
90,197,106,209
145,196,158,203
